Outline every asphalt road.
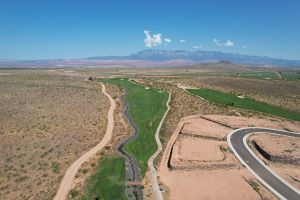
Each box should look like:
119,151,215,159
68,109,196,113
228,128,300,200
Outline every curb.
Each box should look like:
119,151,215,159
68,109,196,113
227,127,300,200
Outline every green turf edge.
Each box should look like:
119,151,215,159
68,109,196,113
103,78,169,176
186,88,300,122
82,156,126,200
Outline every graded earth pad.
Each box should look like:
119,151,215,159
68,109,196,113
250,134,300,190
159,115,300,200
181,117,232,138
173,136,225,162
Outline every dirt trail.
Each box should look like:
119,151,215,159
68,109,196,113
147,91,171,200
54,82,116,200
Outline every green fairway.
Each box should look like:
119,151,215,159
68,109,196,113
279,71,300,81
194,70,281,80
104,78,169,176
82,156,126,200
235,71,280,79
187,88,300,122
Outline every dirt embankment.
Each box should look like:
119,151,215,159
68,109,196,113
250,134,300,190
159,115,300,200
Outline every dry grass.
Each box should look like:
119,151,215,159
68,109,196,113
0,69,109,200
66,83,131,200
179,76,300,112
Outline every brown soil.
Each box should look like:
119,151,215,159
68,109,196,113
250,134,300,190
0,71,109,200
159,115,300,200
66,83,132,199
181,117,232,138
54,82,116,200
173,136,225,162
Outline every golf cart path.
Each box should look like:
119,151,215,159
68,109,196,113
147,91,171,200
228,127,300,200
54,82,116,200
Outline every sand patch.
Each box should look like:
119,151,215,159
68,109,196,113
204,115,300,132
251,134,300,159
181,117,231,138
158,115,299,200
0,72,15,76
250,133,300,190
163,169,261,200
174,137,224,161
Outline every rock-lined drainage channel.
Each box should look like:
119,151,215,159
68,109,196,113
118,90,143,200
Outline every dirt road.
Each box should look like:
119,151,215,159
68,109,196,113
54,82,116,200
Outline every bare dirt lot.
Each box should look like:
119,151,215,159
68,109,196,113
250,134,300,190
159,115,300,200
0,70,109,200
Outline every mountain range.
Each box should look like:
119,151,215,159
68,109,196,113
1,49,300,68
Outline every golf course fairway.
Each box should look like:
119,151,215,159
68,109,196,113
187,88,300,121
105,78,169,176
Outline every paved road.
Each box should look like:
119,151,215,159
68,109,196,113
228,128,300,200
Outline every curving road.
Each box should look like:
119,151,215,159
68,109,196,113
228,127,300,200
54,82,116,200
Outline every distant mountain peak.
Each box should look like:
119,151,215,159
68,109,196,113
1,49,299,68
126,49,300,67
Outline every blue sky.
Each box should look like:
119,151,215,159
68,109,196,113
1,0,300,60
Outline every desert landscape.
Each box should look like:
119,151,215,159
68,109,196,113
1,1,300,199
0,70,109,199
1,66,300,200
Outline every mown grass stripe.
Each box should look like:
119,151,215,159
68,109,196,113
187,88,300,122
105,78,169,176
82,156,126,200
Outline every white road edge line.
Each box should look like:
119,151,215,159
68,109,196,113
147,91,171,200
227,127,300,200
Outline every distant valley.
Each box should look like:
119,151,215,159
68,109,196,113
1,49,300,68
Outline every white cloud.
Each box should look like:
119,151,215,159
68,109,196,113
144,30,163,48
242,45,247,49
224,40,234,47
179,39,186,43
164,38,172,43
193,45,202,49
213,38,223,46
213,38,234,47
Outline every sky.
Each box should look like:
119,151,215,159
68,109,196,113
0,0,300,60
